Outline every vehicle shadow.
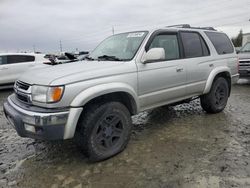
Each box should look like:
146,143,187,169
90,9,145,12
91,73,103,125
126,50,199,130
30,100,208,163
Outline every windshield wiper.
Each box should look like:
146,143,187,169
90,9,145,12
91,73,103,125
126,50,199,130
97,55,123,61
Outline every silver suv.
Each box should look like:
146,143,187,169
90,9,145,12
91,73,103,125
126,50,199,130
3,25,239,161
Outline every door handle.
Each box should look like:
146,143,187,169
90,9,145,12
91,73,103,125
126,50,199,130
176,68,184,72
209,64,214,67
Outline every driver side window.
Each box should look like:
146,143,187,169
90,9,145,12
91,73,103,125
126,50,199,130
149,34,180,60
0,56,7,65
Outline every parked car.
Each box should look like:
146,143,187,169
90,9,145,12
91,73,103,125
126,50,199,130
237,42,250,78
0,53,50,89
4,25,239,161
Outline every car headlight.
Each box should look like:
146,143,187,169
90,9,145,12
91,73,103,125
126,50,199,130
31,85,64,103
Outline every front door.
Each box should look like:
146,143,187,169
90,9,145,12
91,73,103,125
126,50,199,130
137,31,187,110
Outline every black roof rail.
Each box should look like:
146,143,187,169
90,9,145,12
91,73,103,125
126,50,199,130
167,24,216,31
167,24,191,28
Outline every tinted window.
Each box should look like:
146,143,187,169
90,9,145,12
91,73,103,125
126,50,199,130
200,37,210,56
205,32,234,55
0,56,7,65
181,32,209,58
149,34,180,60
7,55,35,64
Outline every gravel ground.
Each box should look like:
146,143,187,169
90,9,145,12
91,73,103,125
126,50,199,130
1,80,250,188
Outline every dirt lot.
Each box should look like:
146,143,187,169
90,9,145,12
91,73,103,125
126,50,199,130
1,80,250,188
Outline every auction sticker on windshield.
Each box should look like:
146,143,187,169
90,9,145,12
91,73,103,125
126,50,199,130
127,32,145,38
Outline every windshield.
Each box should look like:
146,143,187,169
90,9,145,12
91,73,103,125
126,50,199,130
89,31,148,61
240,42,250,52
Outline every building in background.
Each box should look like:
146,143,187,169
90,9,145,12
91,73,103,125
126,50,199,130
242,33,250,47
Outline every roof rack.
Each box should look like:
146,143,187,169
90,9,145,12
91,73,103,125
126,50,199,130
167,24,216,31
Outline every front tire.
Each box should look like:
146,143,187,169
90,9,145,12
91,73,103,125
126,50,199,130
75,102,132,162
200,77,229,113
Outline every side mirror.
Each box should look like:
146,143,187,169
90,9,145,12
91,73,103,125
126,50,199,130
142,48,165,63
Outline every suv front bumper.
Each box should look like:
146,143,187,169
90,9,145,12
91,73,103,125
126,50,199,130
3,96,72,140
239,69,250,78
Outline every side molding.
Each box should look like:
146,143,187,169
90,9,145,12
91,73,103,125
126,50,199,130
203,66,231,94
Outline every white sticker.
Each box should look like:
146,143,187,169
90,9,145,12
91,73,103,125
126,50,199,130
127,32,145,38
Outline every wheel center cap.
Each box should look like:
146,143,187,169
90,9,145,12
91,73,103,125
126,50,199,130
104,127,113,137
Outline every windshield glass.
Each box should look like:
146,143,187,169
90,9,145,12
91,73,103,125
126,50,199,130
89,31,148,61
240,42,250,52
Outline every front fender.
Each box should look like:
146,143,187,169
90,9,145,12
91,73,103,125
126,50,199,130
203,66,231,94
70,82,139,110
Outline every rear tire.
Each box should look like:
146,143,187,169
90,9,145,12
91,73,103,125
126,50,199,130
74,101,132,162
200,77,229,113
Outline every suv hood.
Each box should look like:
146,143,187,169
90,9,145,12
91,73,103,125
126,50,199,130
18,60,136,85
238,53,250,60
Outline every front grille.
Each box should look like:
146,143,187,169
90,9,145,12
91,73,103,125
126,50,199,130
14,80,32,104
16,92,30,103
16,81,30,91
239,60,250,67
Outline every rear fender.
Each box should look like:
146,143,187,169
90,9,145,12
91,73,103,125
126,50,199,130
203,66,231,94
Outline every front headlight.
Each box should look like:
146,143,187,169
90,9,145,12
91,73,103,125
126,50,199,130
31,85,64,103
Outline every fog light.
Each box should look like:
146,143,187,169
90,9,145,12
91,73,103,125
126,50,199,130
24,124,36,133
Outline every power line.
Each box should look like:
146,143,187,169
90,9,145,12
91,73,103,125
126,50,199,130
59,0,238,43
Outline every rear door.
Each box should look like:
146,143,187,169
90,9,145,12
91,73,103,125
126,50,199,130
0,55,9,85
0,55,35,85
179,31,212,96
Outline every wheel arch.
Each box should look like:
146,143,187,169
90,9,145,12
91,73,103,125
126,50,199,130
70,83,139,115
203,67,231,96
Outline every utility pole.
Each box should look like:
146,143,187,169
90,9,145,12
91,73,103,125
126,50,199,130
59,40,63,52
112,26,115,35
32,44,36,53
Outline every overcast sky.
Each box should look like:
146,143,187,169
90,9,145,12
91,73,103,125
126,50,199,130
0,0,250,53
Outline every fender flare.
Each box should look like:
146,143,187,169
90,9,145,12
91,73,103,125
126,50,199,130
70,82,139,112
203,66,231,94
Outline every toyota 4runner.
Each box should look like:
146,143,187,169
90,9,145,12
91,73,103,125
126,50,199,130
3,25,239,161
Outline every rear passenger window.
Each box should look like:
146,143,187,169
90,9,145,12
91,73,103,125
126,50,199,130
148,34,180,60
180,32,210,58
205,32,234,55
7,55,35,64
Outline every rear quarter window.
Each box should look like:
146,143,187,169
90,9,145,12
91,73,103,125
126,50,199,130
205,32,234,55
